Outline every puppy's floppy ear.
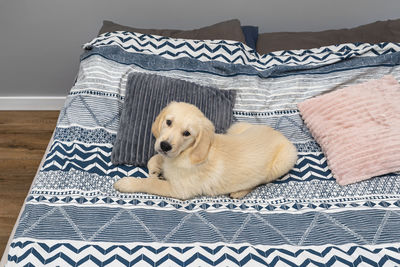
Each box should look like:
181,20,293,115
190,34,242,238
190,119,215,165
151,107,167,138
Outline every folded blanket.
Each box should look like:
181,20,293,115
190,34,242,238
298,75,400,185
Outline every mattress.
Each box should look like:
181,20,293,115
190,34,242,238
2,31,400,266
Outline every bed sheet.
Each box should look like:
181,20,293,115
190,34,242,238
3,32,400,266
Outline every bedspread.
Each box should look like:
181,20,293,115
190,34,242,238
4,32,400,266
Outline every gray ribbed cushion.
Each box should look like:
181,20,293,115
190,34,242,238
112,72,236,166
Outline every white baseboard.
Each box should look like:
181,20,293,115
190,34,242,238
0,96,66,110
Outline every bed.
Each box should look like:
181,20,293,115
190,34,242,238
2,19,400,266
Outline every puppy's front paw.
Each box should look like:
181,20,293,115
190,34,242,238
114,177,136,193
148,155,165,180
150,169,165,180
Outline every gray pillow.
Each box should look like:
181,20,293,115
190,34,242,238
98,19,246,43
111,73,236,167
257,18,400,54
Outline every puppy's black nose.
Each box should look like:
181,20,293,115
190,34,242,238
160,141,172,152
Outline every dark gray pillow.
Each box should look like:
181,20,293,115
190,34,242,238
98,19,246,43
257,18,400,54
112,73,236,167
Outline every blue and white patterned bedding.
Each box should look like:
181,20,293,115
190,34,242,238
4,32,400,266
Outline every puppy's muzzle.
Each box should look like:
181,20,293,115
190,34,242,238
160,141,172,152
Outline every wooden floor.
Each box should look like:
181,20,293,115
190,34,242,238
0,111,59,257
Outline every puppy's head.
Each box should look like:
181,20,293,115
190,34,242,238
152,102,215,164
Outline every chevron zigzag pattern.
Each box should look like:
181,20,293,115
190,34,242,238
8,240,400,267
85,31,400,69
41,160,147,178
39,141,333,183
283,153,333,182
41,141,147,177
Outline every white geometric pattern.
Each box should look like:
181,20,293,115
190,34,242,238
8,238,400,266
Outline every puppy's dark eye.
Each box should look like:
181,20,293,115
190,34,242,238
166,120,172,126
183,131,191,137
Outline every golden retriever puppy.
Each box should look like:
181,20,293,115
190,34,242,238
114,102,297,199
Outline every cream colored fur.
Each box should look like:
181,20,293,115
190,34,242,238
114,102,298,199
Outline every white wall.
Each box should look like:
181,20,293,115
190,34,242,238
1,0,399,100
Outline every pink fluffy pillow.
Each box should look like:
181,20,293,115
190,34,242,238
298,75,400,185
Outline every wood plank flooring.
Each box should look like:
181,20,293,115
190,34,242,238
0,111,59,257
